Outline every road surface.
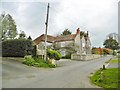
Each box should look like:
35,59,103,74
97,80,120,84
2,56,112,88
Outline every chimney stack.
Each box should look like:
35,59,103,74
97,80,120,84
76,28,80,34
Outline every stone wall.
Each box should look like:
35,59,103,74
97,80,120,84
71,54,101,61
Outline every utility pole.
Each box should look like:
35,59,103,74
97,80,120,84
44,3,50,62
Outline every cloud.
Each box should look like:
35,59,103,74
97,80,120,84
1,0,119,47
52,0,118,47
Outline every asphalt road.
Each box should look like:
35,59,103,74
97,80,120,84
0,57,2,89
2,56,112,88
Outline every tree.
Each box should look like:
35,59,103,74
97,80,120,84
27,36,32,40
1,12,17,40
61,29,72,35
18,30,26,39
103,37,120,50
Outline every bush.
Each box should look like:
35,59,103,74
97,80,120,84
23,56,55,68
63,54,71,59
2,39,33,57
117,50,120,53
92,48,113,55
47,49,62,60
113,51,117,56
23,55,35,66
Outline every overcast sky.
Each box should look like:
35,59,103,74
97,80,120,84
1,0,119,47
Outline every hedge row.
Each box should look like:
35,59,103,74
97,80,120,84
92,48,113,55
2,39,33,57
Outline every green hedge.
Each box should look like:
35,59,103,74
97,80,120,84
47,49,62,60
2,39,33,57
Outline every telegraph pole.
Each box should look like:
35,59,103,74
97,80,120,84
44,3,50,62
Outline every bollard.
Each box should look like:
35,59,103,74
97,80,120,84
103,65,106,70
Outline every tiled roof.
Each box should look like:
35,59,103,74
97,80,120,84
34,34,55,44
55,34,76,42
33,34,77,45
33,28,89,45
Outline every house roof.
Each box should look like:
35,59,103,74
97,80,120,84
33,34,77,45
33,28,89,45
55,34,76,42
34,34,55,44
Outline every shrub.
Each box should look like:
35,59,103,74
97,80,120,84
47,49,62,60
23,55,56,68
2,39,33,57
23,55,35,66
92,48,113,55
63,54,71,59
103,48,113,55
117,50,120,53
113,51,117,56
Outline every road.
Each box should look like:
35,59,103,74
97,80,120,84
2,56,112,88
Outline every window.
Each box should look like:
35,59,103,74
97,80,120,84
61,51,65,56
61,42,65,47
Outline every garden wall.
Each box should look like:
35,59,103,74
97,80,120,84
71,54,101,60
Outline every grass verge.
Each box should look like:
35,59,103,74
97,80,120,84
105,57,120,64
90,68,120,89
110,59,120,63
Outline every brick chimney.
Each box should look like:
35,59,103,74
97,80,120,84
76,28,80,34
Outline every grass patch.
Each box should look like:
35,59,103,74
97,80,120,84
23,56,56,68
90,68,120,89
110,59,120,63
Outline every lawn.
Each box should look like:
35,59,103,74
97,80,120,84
90,68,120,89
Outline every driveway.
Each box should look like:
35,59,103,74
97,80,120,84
2,56,112,88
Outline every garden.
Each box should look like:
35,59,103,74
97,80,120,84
2,39,62,68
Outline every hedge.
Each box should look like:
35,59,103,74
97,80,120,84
2,39,33,57
92,48,113,55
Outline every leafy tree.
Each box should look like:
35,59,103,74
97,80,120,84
80,31,85,36
27,36,32,40
18,30,26,39
61,29,72,35
103,37,120,50
1,12,17,40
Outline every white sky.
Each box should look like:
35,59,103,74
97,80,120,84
1,0,119,47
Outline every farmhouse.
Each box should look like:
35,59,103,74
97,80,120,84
33,28,91,59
